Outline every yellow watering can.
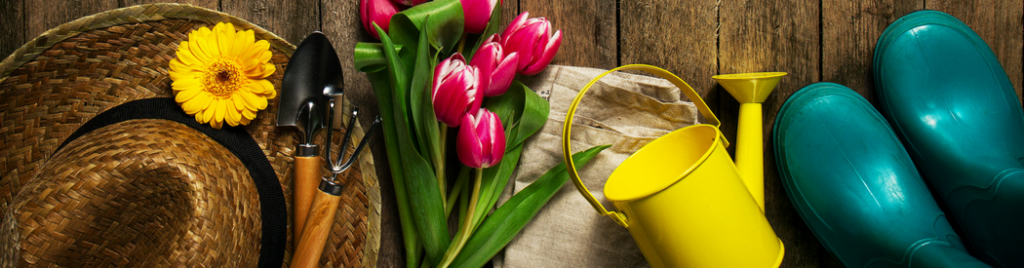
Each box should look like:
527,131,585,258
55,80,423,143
562,64,786,268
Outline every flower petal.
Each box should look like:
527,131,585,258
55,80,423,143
174,41,204,66
461,0,497,33
175,87,203,103
501,12,530,41
231,94,247,111
216,23,237,58
242,108,257,120
521,30,561,75
181,96,207,115
172,80,203,96
241,90,269,110
214,99,227,124
226,100,242,126
201,101,217,123
258,79,277,98
456,113,485,168
244,79,265,94
485,52,518,96
242,40,270,68
210,117,223,129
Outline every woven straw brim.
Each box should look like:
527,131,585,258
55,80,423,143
7,119,264,267
0,3,380,267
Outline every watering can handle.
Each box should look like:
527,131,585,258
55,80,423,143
562,64,721,228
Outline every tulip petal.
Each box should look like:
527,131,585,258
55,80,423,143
488,112,507,166
362,0,400,39
469,43,498,95
521,30,561,75
504,28,539,71
467,66,483,113
457,113,485,168
483,33,501,44
461,0,497,34
485,52,518,96
501,12,530,40
434,82,458,126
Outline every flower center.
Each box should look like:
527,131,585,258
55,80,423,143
202,60,246,98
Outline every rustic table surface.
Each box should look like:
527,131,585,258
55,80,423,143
2,0,1021,267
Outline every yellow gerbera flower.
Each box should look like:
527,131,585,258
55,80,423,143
169,22,277,129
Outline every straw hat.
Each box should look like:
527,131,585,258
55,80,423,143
0,4,379,267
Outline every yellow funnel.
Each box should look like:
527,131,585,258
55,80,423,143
712,72,786,210
714,72,786,103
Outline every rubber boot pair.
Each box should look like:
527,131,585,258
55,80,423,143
775,10,1022,268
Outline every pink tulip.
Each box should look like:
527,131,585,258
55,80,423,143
432,53,482,127
500,12,562,75
470,34,519,97
457,108,506,169
361,0,402,39
461,0,500,34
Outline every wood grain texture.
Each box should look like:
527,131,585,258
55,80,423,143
518,0,616,69
222,0,320,45
0,0,23,60
3,1,1023,267
928,0,1024,100
718,0,825,267
619,0,718,99
292,189,343,268
320,0,399,266
25,0,117,39
823,0,923,104
119,0,217,9
293,155,324,245
499,0,518,31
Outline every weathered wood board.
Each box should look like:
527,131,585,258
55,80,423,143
1,0,1021,267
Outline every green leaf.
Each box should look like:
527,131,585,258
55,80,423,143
409,17,435,160
513,83,549,147
449,145,612,268
366,71,423,268
388,17,420,78
378,26,452,265
354,42,403,73
472,144,523,228
392,0,464,53
483,81,549,148
374,24,409,106
464,0,504,61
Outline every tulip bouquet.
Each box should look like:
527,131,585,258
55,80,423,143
354,0,607,267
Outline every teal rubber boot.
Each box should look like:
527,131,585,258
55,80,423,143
874,10,1024,267
774,83,990,268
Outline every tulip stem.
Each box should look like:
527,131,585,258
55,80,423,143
436,168,483,268
456,33,468,54
436,125,448,209
445,167,470,217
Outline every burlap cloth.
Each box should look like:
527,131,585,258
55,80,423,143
491,65,699,267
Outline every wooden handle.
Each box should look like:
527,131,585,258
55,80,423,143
290,188,342,268
293,155,321,244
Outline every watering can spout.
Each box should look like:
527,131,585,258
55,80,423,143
713,72,786,211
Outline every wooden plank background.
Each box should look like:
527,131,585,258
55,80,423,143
1,0,1021,267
